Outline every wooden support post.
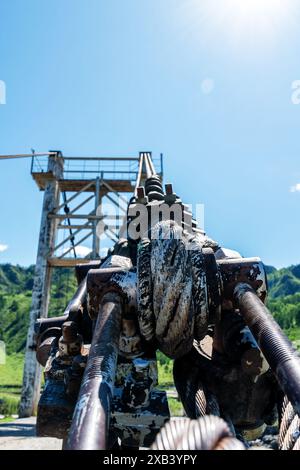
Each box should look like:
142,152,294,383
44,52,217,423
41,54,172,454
19,153,63,417
92,177,100,258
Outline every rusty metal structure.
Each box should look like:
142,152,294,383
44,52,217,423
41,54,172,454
7,149,300,449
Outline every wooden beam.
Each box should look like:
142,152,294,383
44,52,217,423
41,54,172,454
47,258,93,267
57,224,94,229
49,213,103,220
32,176,135,193
64,156,138,161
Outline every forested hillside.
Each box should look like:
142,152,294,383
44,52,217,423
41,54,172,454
267,265,300,342
0,264,77,354
0,262,300,354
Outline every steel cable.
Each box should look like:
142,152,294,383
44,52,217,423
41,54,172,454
151,415,245,450
137,221,211,359
279,397,300,450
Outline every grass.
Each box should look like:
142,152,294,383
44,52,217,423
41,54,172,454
0,353,23,416
157,351,185,417
0,416,15,423
0,394,20,416
157,352,174,390
285,327,300,350
168,397,185,417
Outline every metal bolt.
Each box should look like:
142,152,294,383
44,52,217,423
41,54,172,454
62,321,78,343
137,187,145,199
165,183,173,195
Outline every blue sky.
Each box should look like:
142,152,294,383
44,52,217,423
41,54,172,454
0,0,300,268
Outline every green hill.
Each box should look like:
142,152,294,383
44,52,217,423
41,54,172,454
264,264,300,334
0,265,77,354
0,262,300,355
267,265,300,298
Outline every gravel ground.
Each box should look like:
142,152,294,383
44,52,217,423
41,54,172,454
0,417,62,450
0,417,279,451
248,426,279,450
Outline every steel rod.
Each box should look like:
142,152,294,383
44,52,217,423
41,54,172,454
92,177,100,257
35,278,87,336
49,213,103,220
144,153,152,179
64,156,138,161
234,282,300,415
0,153,55,160
134,153,144,195
64,277,87,318
146,152,156,175
65,292,122,450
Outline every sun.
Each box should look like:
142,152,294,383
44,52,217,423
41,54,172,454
226,0,286,16
181,0,296,48
220,0,290,32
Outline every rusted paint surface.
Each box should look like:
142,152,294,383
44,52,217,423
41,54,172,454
36,323,87,438
218,258,267,303
36,379,75,439
120,356,157,409
118,314,143,359
36,335,58,367
58,321,83,357
87,266,135,320
212,311,269,382
111,389,169,448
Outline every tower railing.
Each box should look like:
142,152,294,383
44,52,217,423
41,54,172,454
31,155,163,182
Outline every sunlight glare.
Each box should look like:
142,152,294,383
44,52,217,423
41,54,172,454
183,0,296,48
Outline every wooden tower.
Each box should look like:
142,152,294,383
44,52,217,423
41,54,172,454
19,151,163,417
